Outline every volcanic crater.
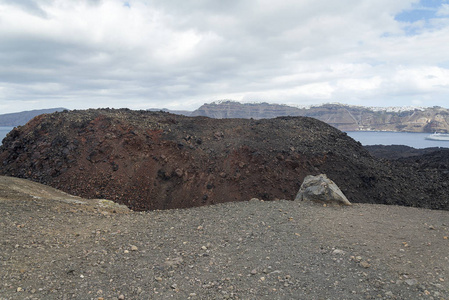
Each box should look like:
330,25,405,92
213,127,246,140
1,108,448,211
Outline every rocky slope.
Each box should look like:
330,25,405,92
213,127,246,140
1,108,448,211
191,101,449,133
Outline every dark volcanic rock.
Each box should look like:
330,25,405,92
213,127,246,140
1,108,448,211
397,149,449,171
365,145,445,160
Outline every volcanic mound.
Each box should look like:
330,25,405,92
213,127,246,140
1,109,448,211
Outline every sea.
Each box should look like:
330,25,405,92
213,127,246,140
0,127,14,144
346,131,449,149
0,126,448,149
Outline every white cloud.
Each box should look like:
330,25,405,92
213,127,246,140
0,0,449,113
337,77,382,92
436,3,449,16
393,66,449,91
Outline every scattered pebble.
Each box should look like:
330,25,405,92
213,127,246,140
332,249,345,255
405,279,418,286
359,261,371,268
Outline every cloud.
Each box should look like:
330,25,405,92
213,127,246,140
437,3,449,16
1,0,48,17
0,0,449,113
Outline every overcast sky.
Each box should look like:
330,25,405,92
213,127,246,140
1,0,449,113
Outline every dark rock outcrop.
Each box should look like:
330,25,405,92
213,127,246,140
1,108,448,211
364,145,448,160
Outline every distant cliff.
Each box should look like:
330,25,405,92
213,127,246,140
0,108,66,127
190,101,449,133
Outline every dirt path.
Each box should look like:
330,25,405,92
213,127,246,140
1,176,448,299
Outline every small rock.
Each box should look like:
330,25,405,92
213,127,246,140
118,295,125,300
16,287,23,292
165,257,183,267
155,277,163,282
250,269,257,275
359,261,371,268
405,279,418,286
131,245,138,251
332,249,345,255
174,168,183,177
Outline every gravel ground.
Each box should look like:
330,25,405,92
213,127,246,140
1,176,448,300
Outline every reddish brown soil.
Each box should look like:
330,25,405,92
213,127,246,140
1,109,448,211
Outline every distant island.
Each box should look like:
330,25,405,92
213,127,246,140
0,108,66,127
155,101,449,133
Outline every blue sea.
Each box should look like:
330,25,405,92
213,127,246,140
346,131,449,149
0,127,14,144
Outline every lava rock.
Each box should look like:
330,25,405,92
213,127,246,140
1,109,449,211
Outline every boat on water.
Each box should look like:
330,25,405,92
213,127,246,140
425,132,449,141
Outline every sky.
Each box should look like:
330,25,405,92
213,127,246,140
1,0,449,113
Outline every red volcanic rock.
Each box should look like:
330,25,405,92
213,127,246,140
1,108,449,211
